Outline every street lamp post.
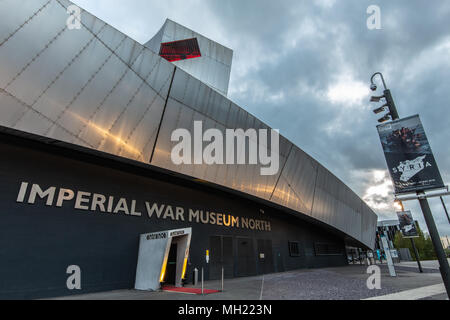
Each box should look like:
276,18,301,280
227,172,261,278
370,72,450,298
370,73,400,121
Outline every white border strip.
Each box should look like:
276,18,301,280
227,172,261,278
364,283,446,300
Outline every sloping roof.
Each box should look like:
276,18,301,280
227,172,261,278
0,0,377,248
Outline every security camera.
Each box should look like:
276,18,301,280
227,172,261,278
370,84,378,91
373,106,386,114
378,114,391,123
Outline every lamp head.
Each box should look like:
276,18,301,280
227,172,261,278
373,106,386,114
370,95,385,102
378,114,391,123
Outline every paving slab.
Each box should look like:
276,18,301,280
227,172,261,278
47,264,447,300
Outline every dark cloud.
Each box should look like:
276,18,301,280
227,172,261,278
72,0,450,236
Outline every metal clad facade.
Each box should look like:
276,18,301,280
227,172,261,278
0,0,377,248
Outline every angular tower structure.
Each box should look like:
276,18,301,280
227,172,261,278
145,19,233,96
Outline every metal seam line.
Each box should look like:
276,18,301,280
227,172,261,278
5,25,68,89
95,47,159,149
0,87,94,148
167,95,283,155
282,175,309,212
0,0,52,48
11,22,108,128
41,25,114,128
0,3,376,251
112,69,174,157
137,126,160,162
72,51,131,135
269,144,294,201
48,50,115,132
181,70,189,100
149,67,177,164
309,165,320,217
70,39,141,137
54,0,169,103
167,94,291,158
171,82,279,149
131,73,174,161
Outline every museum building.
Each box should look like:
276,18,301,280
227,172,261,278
0,0,377,299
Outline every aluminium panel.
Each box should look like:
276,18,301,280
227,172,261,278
14,108,53,136
310,166,340,226
57,0,145,68
53,54,129,140
56,0,106,35
130,48,175,97
0,0,51,44
96,81,160,153
271,146,318,215
150,19,233,96
46,125,91,149
96,25,143,67
151,93,288,201
0,90,30,128
144,24,164,54
0,0,67,93
361,204,378,248
7,21,99,122
117,92,168,162
31,35,112,124
76,65,143,149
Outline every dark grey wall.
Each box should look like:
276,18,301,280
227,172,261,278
0,134,347,299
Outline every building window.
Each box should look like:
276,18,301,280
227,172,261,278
314,243,343,256
159,38,201,62
288,241,301,257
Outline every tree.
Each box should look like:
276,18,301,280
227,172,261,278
393,225,437,261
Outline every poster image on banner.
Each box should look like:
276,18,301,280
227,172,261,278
377,115,444,194
396,211,419,238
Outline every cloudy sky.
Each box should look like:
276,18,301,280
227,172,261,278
72,0,450,237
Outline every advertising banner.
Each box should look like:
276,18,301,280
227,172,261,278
377,115,444,194
396,210,419,238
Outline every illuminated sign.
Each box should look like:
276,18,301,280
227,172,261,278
15,182,272,232
159,38,201,62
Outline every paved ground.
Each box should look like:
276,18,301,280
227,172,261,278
49,262,448,300
395,259,450,270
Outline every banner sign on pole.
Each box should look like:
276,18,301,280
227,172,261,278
396,210,419,238
377,115,444,194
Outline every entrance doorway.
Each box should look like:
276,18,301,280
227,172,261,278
135,228,192,291
164,243,178,285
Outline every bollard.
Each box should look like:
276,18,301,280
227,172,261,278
221,267,224,292
201,268,204,295
193,268,198,286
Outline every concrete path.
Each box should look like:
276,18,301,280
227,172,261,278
395,259,450,270
48,264,448,300
365,283,447,300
